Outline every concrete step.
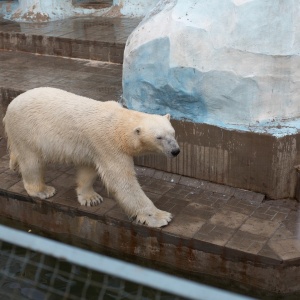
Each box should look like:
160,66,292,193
0,50,123,137
0,16,141,63
1,136,300,297
0,49,121,96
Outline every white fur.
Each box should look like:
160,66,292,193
3,87,180,227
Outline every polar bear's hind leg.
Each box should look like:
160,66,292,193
18,151,56,199
76,166,103,206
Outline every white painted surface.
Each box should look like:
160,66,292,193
123,0,300,137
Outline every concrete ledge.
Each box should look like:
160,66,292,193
135,120,300,199
0,16,141,63
0,177,299,296
0,31,124,63
1,136,300,295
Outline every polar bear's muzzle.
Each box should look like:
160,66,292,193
164,139,180,158
171,148,180,157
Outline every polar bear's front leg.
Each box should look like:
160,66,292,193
100,163,172,228
116,180,172,227
76,166,103,206
134,206,173,228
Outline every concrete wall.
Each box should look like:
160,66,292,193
135,120,300,199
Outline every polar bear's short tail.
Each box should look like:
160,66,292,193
9,152,19,171
3,115,19,172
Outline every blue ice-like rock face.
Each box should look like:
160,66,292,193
123,0,300,137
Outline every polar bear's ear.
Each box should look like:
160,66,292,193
134,127,141,135
164,114,171,120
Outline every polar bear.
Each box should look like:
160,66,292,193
3,87,180,227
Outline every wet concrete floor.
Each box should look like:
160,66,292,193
0,15,141,63
0,50,122,102
0,15,140,44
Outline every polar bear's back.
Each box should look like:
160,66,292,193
4,87,121,165
6,87,118,116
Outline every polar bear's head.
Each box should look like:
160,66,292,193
133,113,180,158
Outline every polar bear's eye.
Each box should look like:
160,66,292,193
156,136,162,140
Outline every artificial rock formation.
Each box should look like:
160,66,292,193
116,0,160,17
123,0,300,137
2,0,159,21
10,0,76,22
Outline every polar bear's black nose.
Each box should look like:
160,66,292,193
171,149,180,157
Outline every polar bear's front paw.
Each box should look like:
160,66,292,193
135,208,173,228
27,185,56,199
77,191,103,207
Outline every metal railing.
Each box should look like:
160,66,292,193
0,224,254,300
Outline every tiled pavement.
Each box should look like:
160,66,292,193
0,15,140,104
1,15,300,295
1,135,300,295
0,50,122,101
1,136,300,264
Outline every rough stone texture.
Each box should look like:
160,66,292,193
114,0,160,17
0,1,18,18
1,0,158,21
4,0,106,22
123,0,300,137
